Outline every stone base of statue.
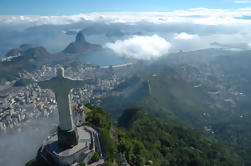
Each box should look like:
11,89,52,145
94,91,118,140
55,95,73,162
36,126,95,166
58,127,79,148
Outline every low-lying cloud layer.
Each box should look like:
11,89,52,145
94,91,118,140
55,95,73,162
0,116,57,166
1,8,251,56
105,35,171,60
174,32,199,40
2,8,251,26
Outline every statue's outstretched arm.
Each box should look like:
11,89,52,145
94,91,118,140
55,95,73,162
38,80,53,90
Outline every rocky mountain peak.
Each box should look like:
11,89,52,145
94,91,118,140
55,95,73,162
75,32,86,43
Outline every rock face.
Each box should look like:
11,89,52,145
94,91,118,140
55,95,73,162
5,48,21,57
76,32,86,43
63,32,101,54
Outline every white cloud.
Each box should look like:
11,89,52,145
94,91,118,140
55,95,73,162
234,0,251,4
105,35,171,60
248,42,251,48
174,32,199,40
2,8,251,26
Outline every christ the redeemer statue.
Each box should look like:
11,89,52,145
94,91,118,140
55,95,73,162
38,67,93,148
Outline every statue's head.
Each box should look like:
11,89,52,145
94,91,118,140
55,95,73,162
57,67,64,77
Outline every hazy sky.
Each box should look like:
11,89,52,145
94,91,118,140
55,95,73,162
1,0,251,15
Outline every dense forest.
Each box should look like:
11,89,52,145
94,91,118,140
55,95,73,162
85,104,241,166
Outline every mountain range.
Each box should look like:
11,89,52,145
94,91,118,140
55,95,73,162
0,32,101,83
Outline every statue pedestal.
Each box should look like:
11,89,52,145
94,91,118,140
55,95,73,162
37,126,95,166
58,127,79,148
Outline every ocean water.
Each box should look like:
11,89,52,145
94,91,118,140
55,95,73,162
78,48,127,66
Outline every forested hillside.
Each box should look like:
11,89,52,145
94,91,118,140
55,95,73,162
85,105,241,166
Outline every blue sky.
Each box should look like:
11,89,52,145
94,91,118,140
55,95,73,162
0,0,251,15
